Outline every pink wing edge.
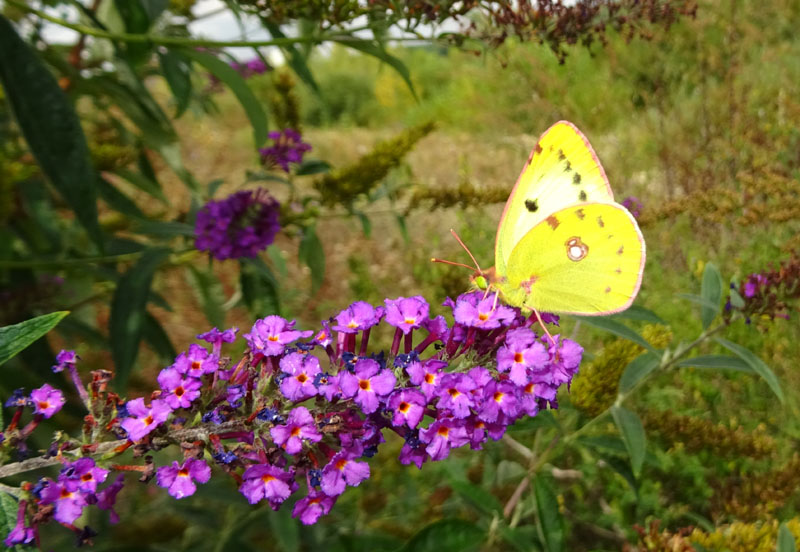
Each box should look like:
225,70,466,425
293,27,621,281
494,120,614,257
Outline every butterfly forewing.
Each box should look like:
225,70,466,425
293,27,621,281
499,202,645,315
495,121,613,274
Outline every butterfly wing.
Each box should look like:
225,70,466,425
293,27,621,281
496,202,645,315
495,121,614,276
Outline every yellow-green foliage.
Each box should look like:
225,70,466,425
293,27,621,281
571,325,672,417
712,455,800,521
641,410,776,459
690,518,800,552
268,71,302,131
314,121,435,206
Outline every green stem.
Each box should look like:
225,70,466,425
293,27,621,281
8,1,424,49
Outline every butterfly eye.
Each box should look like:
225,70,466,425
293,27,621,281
565,237,589,262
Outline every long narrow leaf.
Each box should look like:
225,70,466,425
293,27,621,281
0,16,102,249
181,49,268,147
299,226,325,294
676,354,754,373
618,352,660,393
715,337,784,402
262,20,321,95
534,477,565,552
110,248,171,390
778,523,797,552
700,262,722,329
0,311,69,367
576,317,656,353
611,405,646,478
336,39,418,101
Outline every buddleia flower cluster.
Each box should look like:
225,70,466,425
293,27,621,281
1,291,582,546
724,254,800,325
193,188,281,260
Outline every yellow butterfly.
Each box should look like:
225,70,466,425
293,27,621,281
443,121,646,318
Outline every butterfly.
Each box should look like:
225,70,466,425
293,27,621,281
440,121,646,319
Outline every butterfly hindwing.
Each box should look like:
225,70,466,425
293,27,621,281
497,202,645,315
495,121,613,275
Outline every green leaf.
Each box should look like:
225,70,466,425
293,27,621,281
448,479,503,517
141,312,177,362
729,287,745,309
534,477,565,552
778,523,796,552
715,337,784,403
299,226,325,294
356,211,372,238
133,220,195,237
498,526,541,552
609,305,665,324
399,519,484,552
240,258,281,317
114,168,167,204
337,39,418,101
110,248,170,390
675,293,720,311
0,15,102,249
266,503,299,552
186,266,226,329
267,246,288,279
262,20,321,95
700,262,723,329
295,159,331,176
181,49,268,147
611,405,646,478
601,454,639,495
97,176,145,218
0,491,24,552
159,49,193,117
576,317,657,353
676,354,754,373
618,352,661,393
0,311,69,366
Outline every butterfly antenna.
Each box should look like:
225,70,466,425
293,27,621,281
449,229,483,274
430,258,476,271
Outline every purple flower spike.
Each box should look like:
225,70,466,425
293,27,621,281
197,327,238,355
270,406,322,454
387,389,427,429
333,301,385,333
497,328,549,386
172,344,219,378
621,196,643,219
97,474,125,524
384,296,430,334
320,448,370,497
120,398,172,441
239,464,296,508
61,458,109,493
156,458,212,499
453,292,515,329
245,315,313,356
478,381,521,422
194,188,281,260
406,359,447,399
279,353,321,401
39,481,88,524
158,367,202,410
420,418,470,461
293,490,336,525
4,500,35,547
338,358,397,414
52,349,78,373
29,383,65,418
259,129,312,172
435,373,477,418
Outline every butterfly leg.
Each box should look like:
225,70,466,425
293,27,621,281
532,308,557,347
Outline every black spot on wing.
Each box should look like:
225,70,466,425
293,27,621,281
579,190,587,201
564,161,572,172
525,199,539,213
573,172,582,185
557,149,566,161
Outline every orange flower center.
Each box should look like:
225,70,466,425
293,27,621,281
514,352,524,363
359,380,371,391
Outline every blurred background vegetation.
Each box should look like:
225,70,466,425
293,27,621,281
2,0,800,550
